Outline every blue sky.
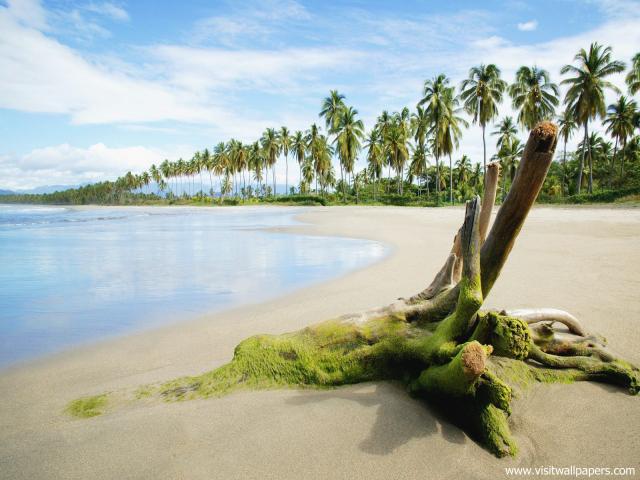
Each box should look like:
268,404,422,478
1,0,639,189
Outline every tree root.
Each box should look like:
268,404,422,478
503,308,586,336
66,122,639,458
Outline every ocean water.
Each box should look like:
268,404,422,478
0,205,386,367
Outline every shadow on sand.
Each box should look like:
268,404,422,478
285,381,468,455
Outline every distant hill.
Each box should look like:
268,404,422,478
0,185,78,195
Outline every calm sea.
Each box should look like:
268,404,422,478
0,205,385,367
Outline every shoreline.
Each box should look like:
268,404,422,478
1,206,639,479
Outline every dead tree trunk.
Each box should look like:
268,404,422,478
80,122,639,457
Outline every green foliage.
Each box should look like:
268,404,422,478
539,186,640,204
263,195,328,206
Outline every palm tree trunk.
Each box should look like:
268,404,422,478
449,154,453,205
610,138,618,189
285,154,288,196
586,122,593,194
482,123,487,176
340,164,345,203
264,166,268,196
620,138,627,177
562,140,568,196
208,171,213,198
436,155,440,197
386,164,391,193
577,123,587,195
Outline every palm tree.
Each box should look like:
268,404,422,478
192,151,204,196
455,155,472,187
319,90,346,133
261,128,279,196
557,109,577,194
279,127,291,195
626,53,640,95
365,129,384,200
409,143,429,196
335,106,365,201
201,148,213,197
213,142,228,196
577,132,609,188
561,42,625,193
439,88,468,204
418,74,451,196
460,64,507,175
411,105,430,149
306,124,322,194
177,158,186,197
149,164,162,196
508,66,559,130
604,96,638,180
159,160,172,197
496,139,524,199
227,139,241,197
319,90,346,192
375,111,393,192
314,135,334,197
470,162,482,194
301,158,314,194
385,121,409,194
492,117,518,151
291,131,306,194
141,171,151,194
249,141,264,196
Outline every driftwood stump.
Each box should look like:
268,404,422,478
158,122,639,457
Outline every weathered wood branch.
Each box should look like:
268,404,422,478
478,161,501,243
480,122,558,297
503,308,586,336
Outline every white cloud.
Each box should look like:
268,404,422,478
0,143,193,190
517,20,538,31
5,0,47,29
84,2,130,22
191,0,309,46
473,35,511,49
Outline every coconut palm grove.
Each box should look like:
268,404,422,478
4,43,640,207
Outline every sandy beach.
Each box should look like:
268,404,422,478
1,205,639,480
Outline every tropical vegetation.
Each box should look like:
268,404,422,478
3,44,640,207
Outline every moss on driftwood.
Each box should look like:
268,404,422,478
66,122,639,458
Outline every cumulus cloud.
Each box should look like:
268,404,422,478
517,20,538,31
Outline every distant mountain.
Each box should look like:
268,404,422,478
0,185,78,195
